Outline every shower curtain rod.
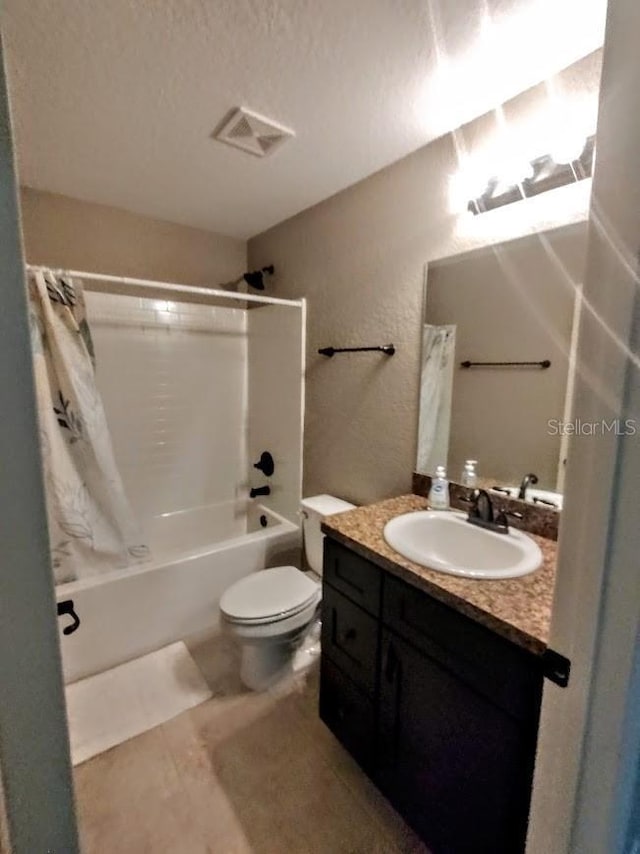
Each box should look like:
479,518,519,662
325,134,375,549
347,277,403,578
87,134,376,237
25,265,304,309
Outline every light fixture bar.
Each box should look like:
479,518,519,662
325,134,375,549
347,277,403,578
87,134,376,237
468,135,595,215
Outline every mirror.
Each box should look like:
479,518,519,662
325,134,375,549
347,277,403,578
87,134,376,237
417,221,587,509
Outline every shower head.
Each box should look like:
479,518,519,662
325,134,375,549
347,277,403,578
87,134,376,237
242,265,274,291
219,265,275,293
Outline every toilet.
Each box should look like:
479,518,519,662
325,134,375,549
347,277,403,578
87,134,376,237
220,494,355,690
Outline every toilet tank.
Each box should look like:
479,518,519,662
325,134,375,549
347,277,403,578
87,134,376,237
301,494,356,575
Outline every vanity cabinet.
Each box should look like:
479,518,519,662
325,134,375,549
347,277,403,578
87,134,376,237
320,537,544,854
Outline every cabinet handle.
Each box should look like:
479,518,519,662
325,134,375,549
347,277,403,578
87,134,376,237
385,641,398,683
384,641,404,756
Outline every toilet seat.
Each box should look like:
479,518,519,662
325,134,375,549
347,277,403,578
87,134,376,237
220,566,320,626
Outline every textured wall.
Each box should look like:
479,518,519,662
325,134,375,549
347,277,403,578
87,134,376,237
249,52,601,506
19,187,246,286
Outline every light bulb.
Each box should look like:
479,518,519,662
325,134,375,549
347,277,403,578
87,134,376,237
549,133,587,165
449,160,490,212
493,158,534,193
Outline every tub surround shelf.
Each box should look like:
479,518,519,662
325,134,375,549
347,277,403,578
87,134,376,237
322,494,556,655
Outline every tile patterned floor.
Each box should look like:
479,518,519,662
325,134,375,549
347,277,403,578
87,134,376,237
73,636,428,853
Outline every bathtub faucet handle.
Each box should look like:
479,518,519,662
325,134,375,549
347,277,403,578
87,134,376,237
253,451,275,477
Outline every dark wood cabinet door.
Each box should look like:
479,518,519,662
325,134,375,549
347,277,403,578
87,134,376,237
383,573,543,726
378,629,536,854
321,583,379,695
323,538,382,616
319,657,376,772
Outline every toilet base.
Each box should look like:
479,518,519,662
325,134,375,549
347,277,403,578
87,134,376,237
221,582,322,692
239,638,297,691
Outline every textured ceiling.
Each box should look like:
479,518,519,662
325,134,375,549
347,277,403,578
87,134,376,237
2,0,606,239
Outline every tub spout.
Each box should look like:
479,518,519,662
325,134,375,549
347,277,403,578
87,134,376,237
250,485,271,499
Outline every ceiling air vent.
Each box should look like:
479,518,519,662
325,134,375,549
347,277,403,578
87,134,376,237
214,107,294,157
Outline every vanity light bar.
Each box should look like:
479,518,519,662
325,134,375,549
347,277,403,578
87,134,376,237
468,135,595,215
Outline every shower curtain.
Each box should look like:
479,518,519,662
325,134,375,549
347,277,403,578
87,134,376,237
417,324,456,475
29,270,149,584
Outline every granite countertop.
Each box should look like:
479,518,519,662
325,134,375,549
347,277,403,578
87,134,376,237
322,494,557,656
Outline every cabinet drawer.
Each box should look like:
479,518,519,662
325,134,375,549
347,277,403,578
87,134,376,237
383,574,543,725
321,583,378,695
323,538,381,616
319,657,375,771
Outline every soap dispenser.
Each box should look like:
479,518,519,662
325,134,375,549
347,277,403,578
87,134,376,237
461,460,478,488
428,466,450,510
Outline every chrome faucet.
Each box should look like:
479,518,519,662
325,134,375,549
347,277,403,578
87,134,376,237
518,472,539,501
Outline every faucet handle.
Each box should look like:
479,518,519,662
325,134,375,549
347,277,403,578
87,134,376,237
491,486,512,496
253,451,275,477
532,496,559,508
495,508,524,532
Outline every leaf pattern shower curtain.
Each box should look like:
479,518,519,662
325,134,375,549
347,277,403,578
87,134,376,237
29,270,150,584
417,324,456,475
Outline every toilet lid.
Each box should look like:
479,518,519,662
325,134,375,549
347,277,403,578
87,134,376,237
220,566,319,623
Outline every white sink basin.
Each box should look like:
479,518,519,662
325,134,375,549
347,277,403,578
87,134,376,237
383,510,542,580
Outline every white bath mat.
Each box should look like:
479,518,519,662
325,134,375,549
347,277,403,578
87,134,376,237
65,641,212,766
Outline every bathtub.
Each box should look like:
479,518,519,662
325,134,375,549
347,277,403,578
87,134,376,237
56,501,300,684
